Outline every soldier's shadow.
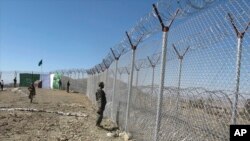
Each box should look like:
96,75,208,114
100,126,118,131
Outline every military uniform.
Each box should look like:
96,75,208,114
59,79,62,90
14,78,17,88
1,80,4,91
96,87,107,126
67,81,70,93
28,84,36,103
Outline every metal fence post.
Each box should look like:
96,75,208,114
112,59,118,121
136,69,139,91
154,29,168,141
93,73,97,103
105,69,109,91
153,4,179,141
103,59,109,92
172,45,190,113
148,56,156,96
231,37,243,124
125,48,136,132
228,13,250,124
124,31,143,132
110,48,121,122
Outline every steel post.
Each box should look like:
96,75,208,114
112,60,118,121
125,49,136,132
231,37,243,124
154,30,168,141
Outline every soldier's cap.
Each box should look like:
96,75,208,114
98,82,104,87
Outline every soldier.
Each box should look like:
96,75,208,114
95,82,107,127
1,80,4,91
14,77,17,88
28,83,36,103
67,80,70,93
59,79,62,90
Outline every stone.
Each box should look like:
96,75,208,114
119,132,126,137
11,88,20,92
107,132,117,137
124,132,132,141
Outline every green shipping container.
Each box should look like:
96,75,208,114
19,73,40,87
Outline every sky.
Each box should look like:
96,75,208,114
0,0,249,94
0,0,157,72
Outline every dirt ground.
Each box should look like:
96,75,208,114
0,88,123,141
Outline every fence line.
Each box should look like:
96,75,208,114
86,0,250,141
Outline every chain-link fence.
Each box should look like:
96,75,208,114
51,69,87,93
86,0,250,141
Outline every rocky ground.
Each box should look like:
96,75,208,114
0,88,125,141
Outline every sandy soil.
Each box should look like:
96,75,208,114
0,88,123,141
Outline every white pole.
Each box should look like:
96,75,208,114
151,67,155,95
105,69,109,92
231,37,243,124
94,73,96,103
151,66,155,107
119,72,122,88
154,30,168,141
175,58,183,114
135,70,139,93
125,49,136,132
112,60,118,121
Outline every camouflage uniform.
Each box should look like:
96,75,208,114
67,81,70,93
1,80,4,91
96,87,107,126
28,84,36,103
59,79,62,90
14,78,17,88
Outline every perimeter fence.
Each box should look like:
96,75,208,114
86,0,250,141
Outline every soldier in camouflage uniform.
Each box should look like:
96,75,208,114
95,82,107,127
28,83,36,103
1,80,4,91
59,79,62,90
14,77,17,88
67,80,70,93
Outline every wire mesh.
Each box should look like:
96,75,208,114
86,0,250,141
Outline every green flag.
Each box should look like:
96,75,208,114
38,59,42,66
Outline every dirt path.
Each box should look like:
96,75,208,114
0,88,123,141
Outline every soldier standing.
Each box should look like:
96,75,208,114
95,82,107,127
1,80,4,91
67,80,70,93
59,79,62,90
14,77,17,88
28,83,36,103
